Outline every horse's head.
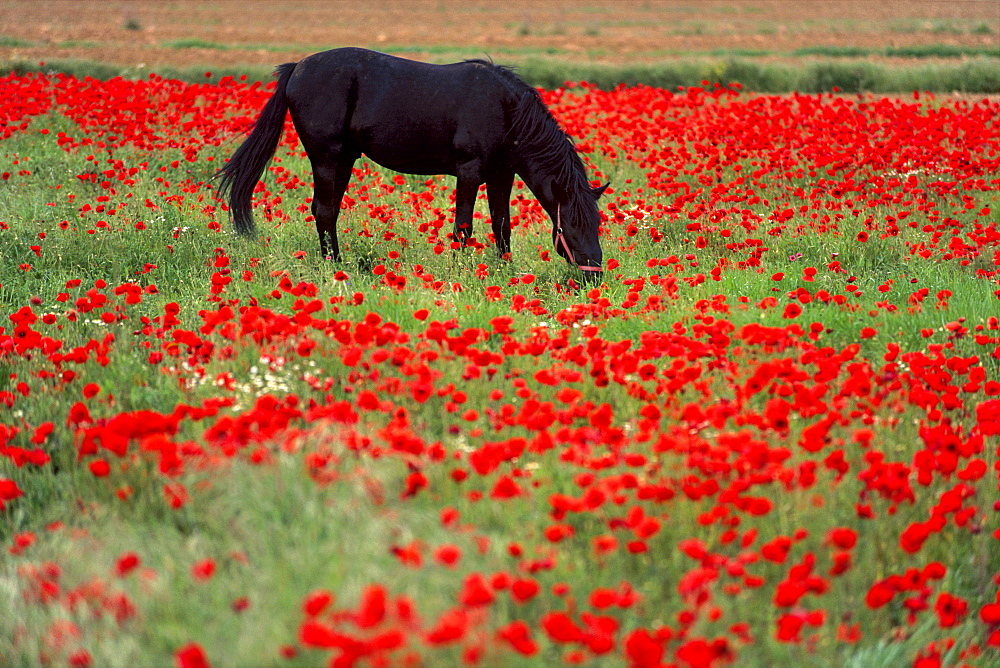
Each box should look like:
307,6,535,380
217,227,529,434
506,89,609,277
547,181,608,276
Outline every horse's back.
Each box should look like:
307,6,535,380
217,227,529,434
288,47,510,120
285,48,514,175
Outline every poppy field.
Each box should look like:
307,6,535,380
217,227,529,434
1,69,999,667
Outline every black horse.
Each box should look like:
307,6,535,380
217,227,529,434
217,48,607,273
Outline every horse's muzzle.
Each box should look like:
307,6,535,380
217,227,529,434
554,226,602,273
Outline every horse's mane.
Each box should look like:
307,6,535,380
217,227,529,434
466,59,597,233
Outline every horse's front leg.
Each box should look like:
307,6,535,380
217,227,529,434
486,170,514,259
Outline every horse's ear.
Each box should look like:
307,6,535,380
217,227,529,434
592,182,610,198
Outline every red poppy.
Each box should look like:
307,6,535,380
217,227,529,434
191,559,216,581
174,643,211,668
510,578,540,603
425,607,468,644
115,552,141,577
302,590,334,616
826,527,858,550
541,611,583,643
458,573,494,607
0,478,23,510
934,592,968,628
497,620,538,656
433,544,461,568
355,584,387,628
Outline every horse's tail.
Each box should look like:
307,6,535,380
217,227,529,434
216,62,297,236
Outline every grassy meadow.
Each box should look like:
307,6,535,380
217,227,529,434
1,38,999,668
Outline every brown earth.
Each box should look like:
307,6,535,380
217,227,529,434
2,0,998,71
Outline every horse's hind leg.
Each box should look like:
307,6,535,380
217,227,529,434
310,153,356,261
453,161,484,247
486,170,514,259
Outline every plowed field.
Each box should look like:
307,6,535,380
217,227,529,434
3,0,997,69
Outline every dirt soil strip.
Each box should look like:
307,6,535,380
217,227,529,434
3,1,997,70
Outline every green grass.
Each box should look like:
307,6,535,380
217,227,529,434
0,80,998,667
887,19,996,35
161,38,234,50
0,34,34,48
2,451,489,666
6,55,998,94
523,57,1000,94
795,44,1000,59
5,415,984,666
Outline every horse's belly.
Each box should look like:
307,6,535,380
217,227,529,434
362,147,456,177
356,127,459,176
